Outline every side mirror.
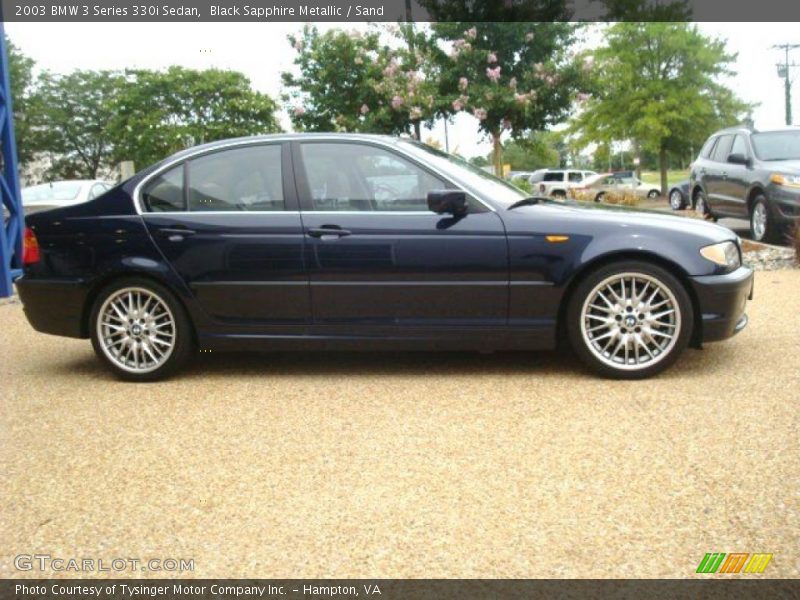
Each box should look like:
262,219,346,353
427,190,467,216
728,153,750,166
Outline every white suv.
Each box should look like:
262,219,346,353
530,169,597,197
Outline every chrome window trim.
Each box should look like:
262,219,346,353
132,135,497,215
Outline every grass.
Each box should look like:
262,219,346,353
640,170,690,188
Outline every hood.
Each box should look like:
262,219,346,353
508,199,735,244
760,159,800,174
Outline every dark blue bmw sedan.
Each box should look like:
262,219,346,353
17,134,753,381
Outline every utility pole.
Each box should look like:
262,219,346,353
772,43,800,126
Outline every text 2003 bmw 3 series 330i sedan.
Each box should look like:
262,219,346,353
17,134,754,381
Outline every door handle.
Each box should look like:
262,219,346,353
307,227,351,239
157,227,196,241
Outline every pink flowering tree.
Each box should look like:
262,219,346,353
282,26,412,134
429,23,585,175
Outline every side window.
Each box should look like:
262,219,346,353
730,135,748,158
701,137,717,159
188,145,284,212
711,135,733,163
568,171,583,183
300,143,447,212
142,165,185,212
88,183,106,200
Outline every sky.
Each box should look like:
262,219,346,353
5,21,800,160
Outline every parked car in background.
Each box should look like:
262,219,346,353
22,180,115,215
579,173,662,202
668,180,691,210
17,133,752,382
530,169,598,197
690,125,800,243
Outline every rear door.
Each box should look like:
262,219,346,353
140,142,309,332
704,134,733,210
718,134,751,217
292,140,509,339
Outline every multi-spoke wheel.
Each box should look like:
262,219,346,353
90,278,194,381
669,189,686,210
567,261,692,379
749,195,780,244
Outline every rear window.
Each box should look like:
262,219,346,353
142,165,185,212
700,137,717,159
568,172,583,182
542,172,564,182
711,135,734,162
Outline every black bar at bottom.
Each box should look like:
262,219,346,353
2,579,799,600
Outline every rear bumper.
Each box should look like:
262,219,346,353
15,277,89,338
690,266,754,344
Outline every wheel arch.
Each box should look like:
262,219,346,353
81,270,198,345
746,184,766,212
556,250,703,350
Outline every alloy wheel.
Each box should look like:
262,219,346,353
752,202,767,241
670,190,683,210
96,287,176,374
695,194,706,215
580,272,681,371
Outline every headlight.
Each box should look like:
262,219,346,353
769,173,800,187
700,241,740,269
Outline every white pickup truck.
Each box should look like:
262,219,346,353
529,169,597,197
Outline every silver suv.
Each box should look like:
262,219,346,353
530,169,597,198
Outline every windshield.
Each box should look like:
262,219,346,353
22,181,84,204
399,140,527,207
751,131,800,161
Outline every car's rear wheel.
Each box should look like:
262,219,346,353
749,195,780,244
669,189,686,210
90,278,194,381
567,261,692,379
647,189,660,199
594,192,605,203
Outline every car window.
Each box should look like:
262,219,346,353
711,135,733,163
88,183,107,200
142,166,184,212
300,142,447,212
730,135,748,158
187,145,283,212
700,137,717,159
542,172,563,182
568,172,583,182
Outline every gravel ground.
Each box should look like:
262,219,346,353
1,270,798,579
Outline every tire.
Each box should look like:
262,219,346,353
647,189,659,199
694,189,707,216
749,195,781,244
594,192,605,203
552,190,567,199
669,189,686,210
90,277,195,381
566,261,693,379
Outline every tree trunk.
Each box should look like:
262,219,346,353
413,121,421,140
659,145,668,196
492,132,503,177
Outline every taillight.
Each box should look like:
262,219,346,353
23,227,41,265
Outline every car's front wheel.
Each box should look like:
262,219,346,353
694,190,707,216
750,195,780,244
567,261,693,379
647,189,660,199
90,278,194,381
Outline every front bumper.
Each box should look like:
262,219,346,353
15,277,89,338
768,185,800,227
689,266,754,344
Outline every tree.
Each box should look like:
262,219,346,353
5,36,37,167
283,26,410,134
428,22,584,175
112,67,279,170
31,70,125,178
569,23,751,193
489,131,561,170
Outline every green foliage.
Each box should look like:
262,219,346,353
570,23,751,192
29,66,279,179
31,70,126,178
5,36,36,165
112,67,279,170
491,131,561,170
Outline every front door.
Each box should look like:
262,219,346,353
140,142,309,333
291,140,508,338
